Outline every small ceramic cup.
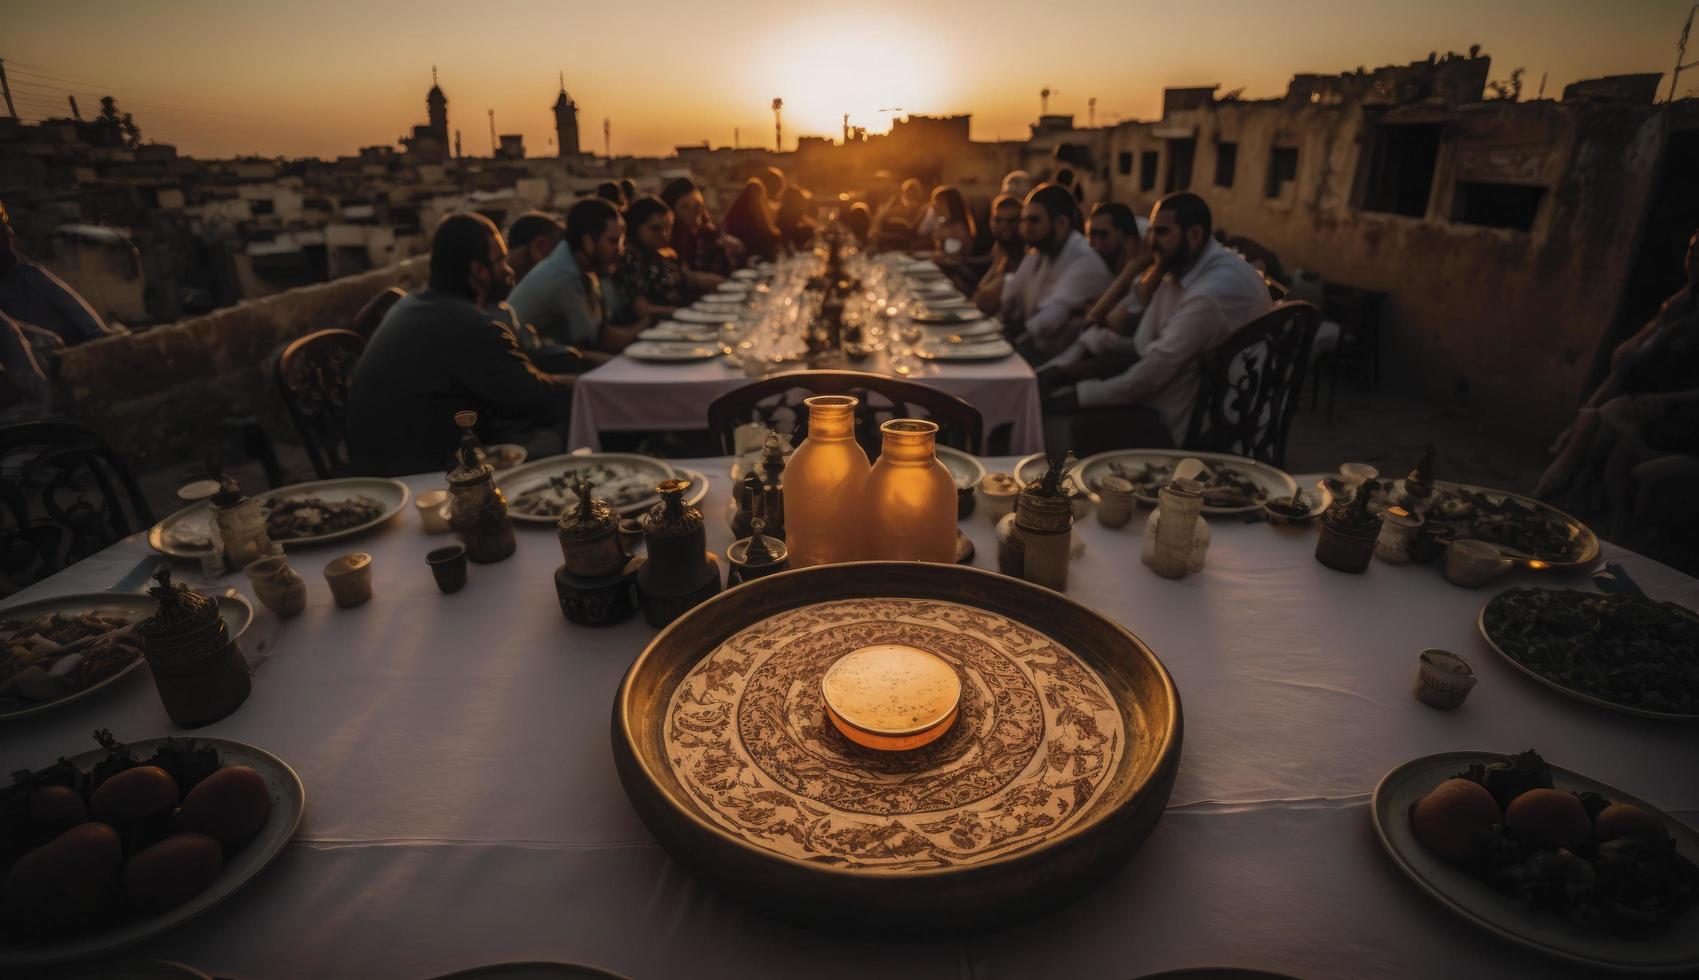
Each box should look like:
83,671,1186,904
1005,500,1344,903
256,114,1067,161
1414,649,1477,709
1374,506,1424,565
1442,539,1513,588
426,545,468,594
1096,476,1137,529
1338,462,1379,489
243,555,307,618
415,490,452,534
979,473,1022,523
324,553,374,608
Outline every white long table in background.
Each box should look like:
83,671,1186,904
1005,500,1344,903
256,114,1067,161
3,458,1696,978
567,356,1044,455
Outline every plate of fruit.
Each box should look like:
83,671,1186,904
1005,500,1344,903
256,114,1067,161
1372,749,1699,972
0,730,304,966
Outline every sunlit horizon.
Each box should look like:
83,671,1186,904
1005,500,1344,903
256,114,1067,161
4,0,1688,160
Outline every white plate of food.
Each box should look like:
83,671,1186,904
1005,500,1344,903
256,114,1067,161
1372,749,1699,973
147,478,410,560
714,281,752,294
934,446,986,491
476,443,527,472
913,337,1013,361
1,592,252,722
673,308,738,326
731,269,761,281
1057,450,1298,515
623,340,721,362
498,453,677,523
0,734,305,966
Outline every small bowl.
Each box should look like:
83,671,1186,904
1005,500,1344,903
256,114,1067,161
1414,649,1477,709
1339,462,1379,488
1095,476,1137,529
323,553,374,608
1263,483,1332,527
820,644,962,752
415,490,452,533
979,473,1021,523
1442,538,1513,588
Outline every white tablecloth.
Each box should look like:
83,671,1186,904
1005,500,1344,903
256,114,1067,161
4,459,1696,979
567,355,1044,455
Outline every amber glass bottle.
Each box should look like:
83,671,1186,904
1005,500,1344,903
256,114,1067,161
782,395,871,566
865,419,957,562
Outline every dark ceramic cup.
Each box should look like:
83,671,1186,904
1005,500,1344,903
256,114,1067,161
427,545,469,594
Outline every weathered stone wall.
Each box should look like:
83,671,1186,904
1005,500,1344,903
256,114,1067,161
54,257,426,469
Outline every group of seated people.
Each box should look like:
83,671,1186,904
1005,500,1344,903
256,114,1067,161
1535,228,1699,562
348,166,824,476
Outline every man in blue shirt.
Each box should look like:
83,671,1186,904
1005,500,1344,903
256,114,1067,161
507,197,637,353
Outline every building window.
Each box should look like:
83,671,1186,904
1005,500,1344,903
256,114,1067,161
1266,146,1298,199
1361,123,1443,217
1214,142,1238,188
1139,151,1159,192
1451,182,1544,231
1118,151,1134,176
1165,139,1195,192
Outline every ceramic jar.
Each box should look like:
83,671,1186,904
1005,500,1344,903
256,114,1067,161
243,555,306,618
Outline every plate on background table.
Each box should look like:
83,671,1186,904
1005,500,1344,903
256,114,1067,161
1,592,252,722
714,281,751,294
498,452,676,522
148,478,410,559
731,269,761,281
1066,450,1297,515
934,445,986,490
913,337,1013,361
623,340,721,362
912,307,986,325
673,308,738,325
0,736,305,967
1477,589,1699,721
1371,750,1699,974
638,323,719,343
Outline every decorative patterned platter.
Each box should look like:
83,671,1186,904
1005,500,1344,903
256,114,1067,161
148,477,411,559
1477,592,1699,722
1,592,252,722
1020,450,1297,516
498,453,677,523
0,737,305,967
613,561,1182,934
1372,751,1699,973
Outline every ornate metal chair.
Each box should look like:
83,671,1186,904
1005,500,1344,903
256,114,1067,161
707,370,985,457
275,329,366,479
0,418,155,595
1184,301,1320,469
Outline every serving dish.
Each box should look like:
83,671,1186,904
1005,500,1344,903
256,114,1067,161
612,561,1181,934
148,478,410,559
498,453,676,523
1372,751,1699,973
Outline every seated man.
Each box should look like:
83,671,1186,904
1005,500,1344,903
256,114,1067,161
0,201,126,347
347,213,575,477
1044,192,1272,452
0,310,52,421
972,194,1026,316
999,185,1111,362
1037,204,1154,386
507,198,638,353
504,211,564,285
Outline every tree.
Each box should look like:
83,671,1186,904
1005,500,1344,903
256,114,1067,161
95,95,142,147
1487,68,1524,101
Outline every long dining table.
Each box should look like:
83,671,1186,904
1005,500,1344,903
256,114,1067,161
3,457,1696,979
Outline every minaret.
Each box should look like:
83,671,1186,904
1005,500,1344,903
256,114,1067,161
553,72,580,157
427,65,448,139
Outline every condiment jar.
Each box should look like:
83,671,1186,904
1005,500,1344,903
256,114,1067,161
1142,478,1207,579
137,569,251,728
1316,480,1384,573
210,474,276,570
243,555,306,618
1014,474,1074,592
556,478,626,578
1095,475,1138,529
446,411,516,564
634,479,722,627
1374,506,1424,565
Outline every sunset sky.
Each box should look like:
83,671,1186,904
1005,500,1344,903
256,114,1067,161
4,0,1690,160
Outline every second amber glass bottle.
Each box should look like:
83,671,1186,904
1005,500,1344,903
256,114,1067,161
783,395,871,566
866,419,957,563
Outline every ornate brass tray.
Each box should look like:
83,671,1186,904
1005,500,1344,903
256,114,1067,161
612,561,1182,934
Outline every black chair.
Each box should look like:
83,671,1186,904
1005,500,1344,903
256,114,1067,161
275,329,365,479
707,370,985,457
1184,301,1320,469
0,418,155,594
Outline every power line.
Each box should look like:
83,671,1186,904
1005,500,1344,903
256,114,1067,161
3,61,248,121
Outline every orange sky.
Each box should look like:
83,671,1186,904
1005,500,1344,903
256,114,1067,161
4,0,1689,160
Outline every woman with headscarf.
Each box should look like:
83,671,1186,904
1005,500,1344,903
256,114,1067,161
721,179,786,264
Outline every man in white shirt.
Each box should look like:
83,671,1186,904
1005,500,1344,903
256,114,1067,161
1000,185,1113,362
1044,192,1272,451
